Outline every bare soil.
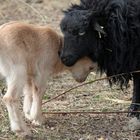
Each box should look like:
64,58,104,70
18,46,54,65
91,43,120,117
0,0,139,140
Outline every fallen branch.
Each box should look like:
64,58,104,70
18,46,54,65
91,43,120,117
43,110,140,115
42,70,140,105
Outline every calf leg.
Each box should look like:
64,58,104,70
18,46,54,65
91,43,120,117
3,79,31,136
129,75,140,118
23,84,33,121
29,80,46,125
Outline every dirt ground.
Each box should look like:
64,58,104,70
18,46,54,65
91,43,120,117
0,0,139,140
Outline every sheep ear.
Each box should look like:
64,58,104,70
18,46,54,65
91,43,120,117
82,10,93,20
94,22,106,35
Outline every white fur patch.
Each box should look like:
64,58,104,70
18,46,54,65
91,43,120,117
124,117,140,131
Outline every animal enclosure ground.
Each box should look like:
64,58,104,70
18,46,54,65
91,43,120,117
0,0,139,139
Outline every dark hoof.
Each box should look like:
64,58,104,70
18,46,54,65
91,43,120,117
128,104,140,118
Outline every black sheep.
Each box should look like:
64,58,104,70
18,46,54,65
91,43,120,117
60,0,140,118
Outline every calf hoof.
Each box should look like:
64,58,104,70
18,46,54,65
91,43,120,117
12,124,32,138
15,129,32,138
32,116,46,126
25,113,33,121
128,104,140,118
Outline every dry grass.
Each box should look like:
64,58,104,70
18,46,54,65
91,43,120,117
0,0,139,139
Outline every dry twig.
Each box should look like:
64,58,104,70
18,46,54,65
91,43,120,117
43,110,140,115
42,70,140,105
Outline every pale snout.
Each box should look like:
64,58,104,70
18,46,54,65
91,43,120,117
69,57,97,83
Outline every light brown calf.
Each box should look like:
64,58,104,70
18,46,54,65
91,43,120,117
0,21,96,137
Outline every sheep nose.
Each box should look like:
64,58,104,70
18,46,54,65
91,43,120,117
61,55,72,64
60,53,77,66
60,50,78,66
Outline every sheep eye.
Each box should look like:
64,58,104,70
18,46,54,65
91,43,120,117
62,26,66,32
79,32,85,36
72,29,78,35
68,29,72,33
